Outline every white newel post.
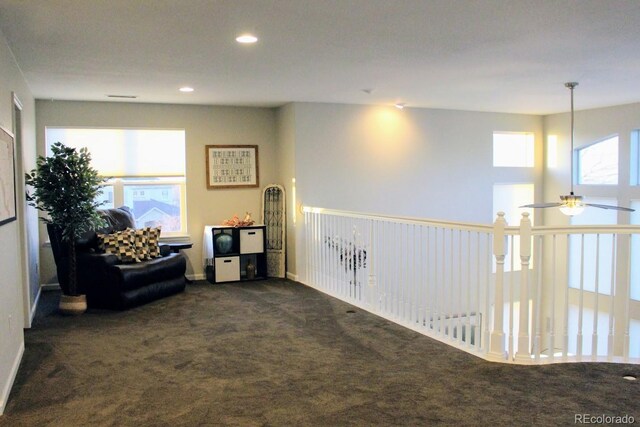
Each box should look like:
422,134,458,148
490,212,508,359
516,212,532,361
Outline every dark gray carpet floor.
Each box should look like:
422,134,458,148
1,279,638,426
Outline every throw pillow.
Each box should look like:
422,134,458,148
147,226,162,258
97,229,139,263
133,228,151,261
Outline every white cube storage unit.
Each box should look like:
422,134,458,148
203,225,267,283
214,257,240,282
240,228,264,254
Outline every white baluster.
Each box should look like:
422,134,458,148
508,235,515,359
368,220,376,310
608,235,616,361
549,234,557,362
516,212,532,361
533,235,543,360
624,235,631,362
563,235,570,361
592,234,601,361
577,234,585,361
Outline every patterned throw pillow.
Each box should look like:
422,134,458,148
147,227,162,258
97,229,139,263
133,228,151,261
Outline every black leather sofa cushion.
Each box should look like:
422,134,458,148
110,253,186,292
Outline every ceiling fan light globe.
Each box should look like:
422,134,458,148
560,205,585,216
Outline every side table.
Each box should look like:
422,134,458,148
166,242,193,253
165,242,193,282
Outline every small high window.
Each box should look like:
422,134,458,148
577,136,618,185
493,132,534,167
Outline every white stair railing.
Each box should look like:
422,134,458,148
302,206,640,365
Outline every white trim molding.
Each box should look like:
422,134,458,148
0,341,24,415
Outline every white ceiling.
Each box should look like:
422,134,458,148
1,0,639,115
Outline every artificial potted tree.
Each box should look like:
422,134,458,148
25,142,106,315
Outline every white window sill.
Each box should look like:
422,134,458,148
43,234,193,247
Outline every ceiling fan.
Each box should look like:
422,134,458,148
520,82,634,216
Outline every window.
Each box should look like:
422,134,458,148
493,132,534,167
45,128,187,237
577,136,618,185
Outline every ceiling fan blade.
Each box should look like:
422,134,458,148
519,202,562,208
585,203,635,212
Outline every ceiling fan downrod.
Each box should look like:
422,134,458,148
565,81,578,195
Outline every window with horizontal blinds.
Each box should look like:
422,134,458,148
44,127,188,237
45,128,185,177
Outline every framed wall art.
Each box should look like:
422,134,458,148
0,126,16,227
206,145,259,189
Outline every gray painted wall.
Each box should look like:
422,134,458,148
0,29,38,414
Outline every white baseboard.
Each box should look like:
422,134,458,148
286,272,298,282
187,273,205,281
0,340,24,415
27,286,42,328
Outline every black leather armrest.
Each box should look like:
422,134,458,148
76,252,120,296
77,252,120,267
159,244,171,257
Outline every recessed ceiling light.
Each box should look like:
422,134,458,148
395,103,405,110
179,87,194,93
236,34,258,44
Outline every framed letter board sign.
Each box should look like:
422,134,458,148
206,145,259,189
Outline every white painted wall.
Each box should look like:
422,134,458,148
0,29,37,415
290,102,543,279
36,101,278,282
292,103,543,222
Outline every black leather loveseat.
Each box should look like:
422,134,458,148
48,206,186,310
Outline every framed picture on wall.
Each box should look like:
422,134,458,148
206,145,259,189
0,126,17,227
